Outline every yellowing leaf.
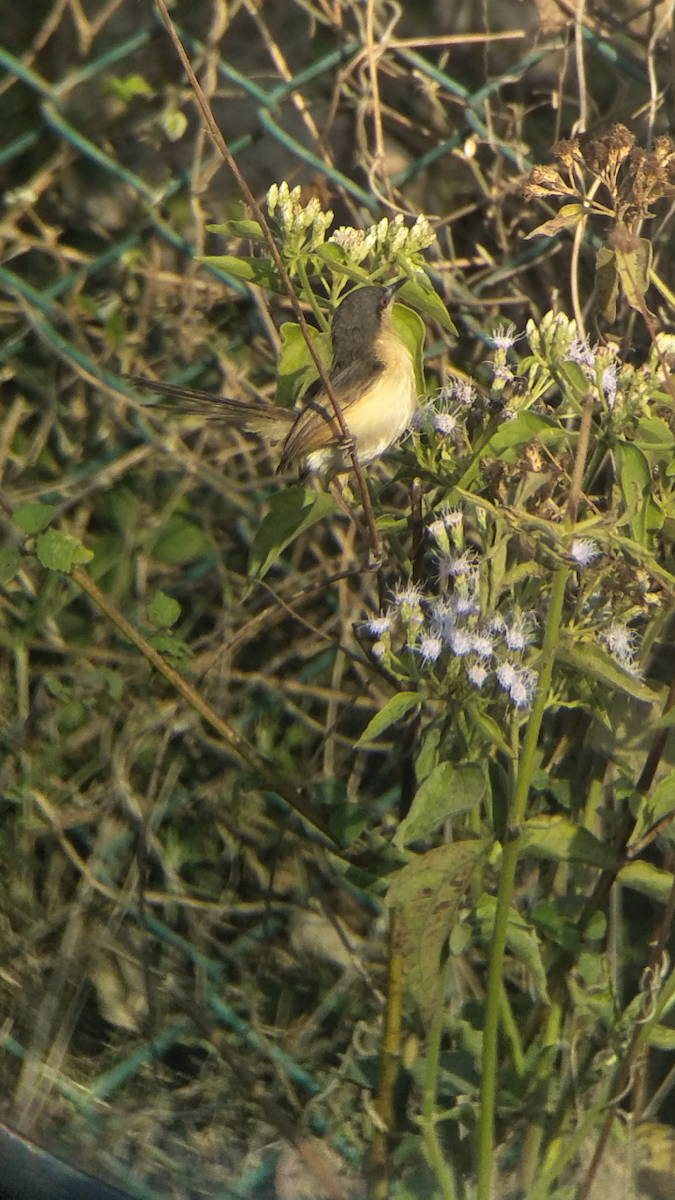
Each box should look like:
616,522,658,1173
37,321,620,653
524,203,587,239
386,840,485,1024
610,225,653,316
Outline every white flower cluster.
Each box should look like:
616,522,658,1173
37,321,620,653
412,376,477,439
266,182,333,252
329,212,434,264
601,622,640,673
362,508,540,709
490,322,519,352
329,225,378,264
569,538,601,568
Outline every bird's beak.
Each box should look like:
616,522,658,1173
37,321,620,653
384,277,407,303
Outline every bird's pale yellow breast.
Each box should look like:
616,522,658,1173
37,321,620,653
339,326,416,464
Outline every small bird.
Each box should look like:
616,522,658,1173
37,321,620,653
127,282,417,477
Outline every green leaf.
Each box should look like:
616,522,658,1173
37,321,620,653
104,73,154,102
586,911,607,940
14,502,56,534
375,513,407,531
397,275,458,335
392,302,426,395
162,106,187,141
596,245,619,322
636,416,675,451
619,860,674,903
466,706,512,756
485,411,565,456
386,840,485,1024
615,439,651,543
147,591,181,628
556,636,656,704
206,219,266,243
196,254,281,290
530,899,579,951
523,203,587,239
477,894,548,1002
646,1025,675,1050
275,322,330,408
36,529,93,571
394,762,485,849
415,726,441,783
354,691,420,747
248,485,339,579
459,412,567,488
149,632,192,662
59,700,85,733
520,815,618,870
0,547,23,582
312,243,370,281
329,803,369,847
558,360,590,399
629,770,675,850
153,516,210,564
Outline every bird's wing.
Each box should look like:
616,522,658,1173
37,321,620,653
278,356,383,470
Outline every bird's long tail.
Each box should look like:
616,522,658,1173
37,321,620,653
123,375,293,441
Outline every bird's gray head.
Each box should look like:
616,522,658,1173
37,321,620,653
329,281,404,368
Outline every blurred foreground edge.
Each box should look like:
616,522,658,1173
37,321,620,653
0,1121,137,1200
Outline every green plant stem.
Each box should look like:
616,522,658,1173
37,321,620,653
422,953,458,1200
499,981,525,1077
524,1097,607,1200
649,266,675,313
476,563,569,1200
297,257,329,331
476,391,595,1199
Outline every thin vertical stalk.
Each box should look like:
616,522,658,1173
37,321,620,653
477,392,595,1200
421,954,458,1200
370,912,404,1199
476,564,569,1200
